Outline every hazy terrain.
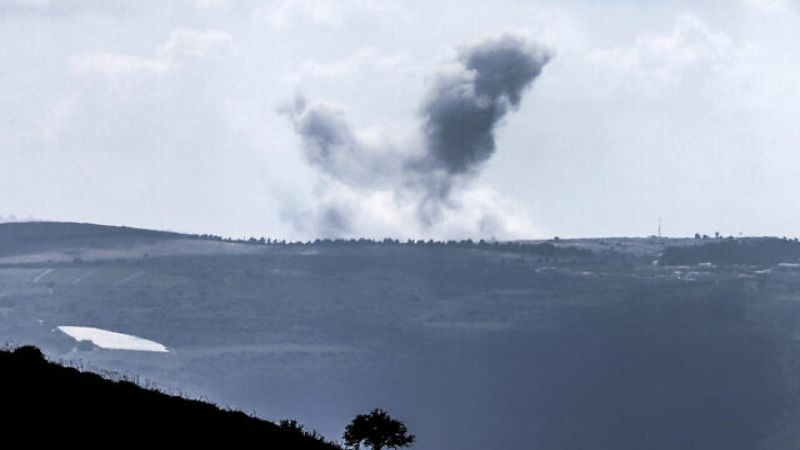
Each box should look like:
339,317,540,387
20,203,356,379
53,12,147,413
2,222,800,449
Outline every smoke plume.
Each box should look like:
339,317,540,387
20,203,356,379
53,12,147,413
421,34,550,175
282,34,550,238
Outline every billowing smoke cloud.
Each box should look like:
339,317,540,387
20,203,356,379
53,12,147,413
421,35,550,175
281,95,409,189
282,34,551,238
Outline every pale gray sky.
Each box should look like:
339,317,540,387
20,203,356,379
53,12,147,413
2,0,799,239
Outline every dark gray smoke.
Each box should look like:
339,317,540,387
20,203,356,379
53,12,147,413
281,95,404,190
282,34,551,237
283,96,355,177
421,34,550,175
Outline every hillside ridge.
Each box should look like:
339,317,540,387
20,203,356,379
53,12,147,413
0,345,341,448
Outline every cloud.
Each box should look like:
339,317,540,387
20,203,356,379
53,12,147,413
267,0,402,30
41,94,78,142
0,0,234,16
269,0,345,29
72,29,233,77
585,14,752,92
72,53,169,77
740,0,792,13
0,0,134,16
281,34,550,238
283,47,413,83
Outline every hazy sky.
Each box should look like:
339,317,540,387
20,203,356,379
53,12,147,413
2,0,799,239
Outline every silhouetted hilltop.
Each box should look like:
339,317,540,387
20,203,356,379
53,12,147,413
0,345,341,448
660,237,800,266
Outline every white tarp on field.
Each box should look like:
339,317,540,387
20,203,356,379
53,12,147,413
58,326,168,352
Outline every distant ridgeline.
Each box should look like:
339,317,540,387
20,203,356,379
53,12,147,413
307,238,594,258
0,345,341,447
0,221,186,243
0,221,595,260
660,237,800,266
0,221,187,257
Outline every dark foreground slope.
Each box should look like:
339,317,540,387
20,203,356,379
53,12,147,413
0,345,340,449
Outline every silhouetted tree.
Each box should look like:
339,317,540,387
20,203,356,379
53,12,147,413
343,409,415,450
279,419,306,434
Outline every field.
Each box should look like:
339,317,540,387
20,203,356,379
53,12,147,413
2,223,800,450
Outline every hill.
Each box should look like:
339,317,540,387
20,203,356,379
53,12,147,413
0,221,185,258
0,345,340,448
0,221,259,264
0,221,185,242
3,222,800,449
659,237,800,266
